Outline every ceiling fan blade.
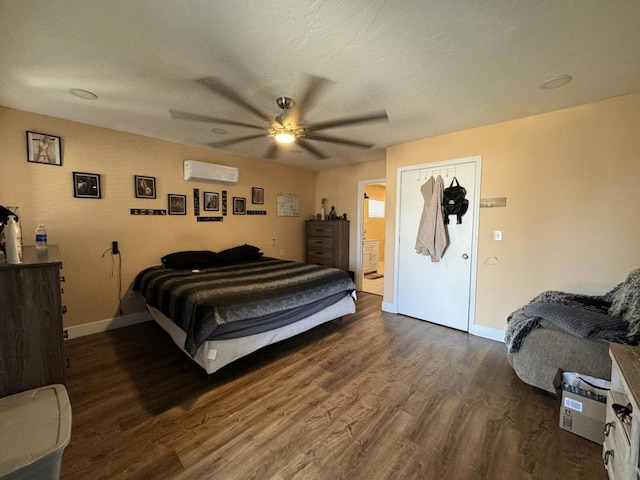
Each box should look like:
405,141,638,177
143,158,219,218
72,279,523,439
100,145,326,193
196,77,272,123
297,139,328,160
304,133,374,149
305,111,388,132
289,75,334,125
264,143,278,159
208,134,265,148
169,109,264,130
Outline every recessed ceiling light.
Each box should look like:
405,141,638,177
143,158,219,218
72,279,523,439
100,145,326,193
211,127,229,135
541,75,573,90
69,88,98,100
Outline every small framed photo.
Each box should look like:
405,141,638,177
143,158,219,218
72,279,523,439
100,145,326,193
233,197,246,215
26,131,62,166
168,194,187,215
251,187,264,205
73,172,101,199
135,175,156,199
203,192,219,211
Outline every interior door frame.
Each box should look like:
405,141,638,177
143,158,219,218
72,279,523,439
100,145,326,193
356,177,385,292
393,155,482,331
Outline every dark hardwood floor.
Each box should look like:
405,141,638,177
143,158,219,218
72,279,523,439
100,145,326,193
61,293,606,480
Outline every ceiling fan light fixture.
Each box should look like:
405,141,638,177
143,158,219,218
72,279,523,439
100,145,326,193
274,129,296,144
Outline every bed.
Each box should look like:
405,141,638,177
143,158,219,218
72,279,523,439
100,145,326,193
134,248,356,374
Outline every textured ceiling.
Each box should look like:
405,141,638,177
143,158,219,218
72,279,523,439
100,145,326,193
1,0,640,170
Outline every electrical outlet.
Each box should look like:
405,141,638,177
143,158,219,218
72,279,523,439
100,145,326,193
112,241,119,254
271,238,276,246
279,249,285,256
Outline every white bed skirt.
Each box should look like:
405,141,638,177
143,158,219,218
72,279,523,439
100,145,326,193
147,293,356,374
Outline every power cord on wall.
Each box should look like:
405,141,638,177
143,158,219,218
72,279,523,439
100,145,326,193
101,245,123,316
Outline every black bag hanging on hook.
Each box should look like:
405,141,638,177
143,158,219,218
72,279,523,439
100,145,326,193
442,177,468,224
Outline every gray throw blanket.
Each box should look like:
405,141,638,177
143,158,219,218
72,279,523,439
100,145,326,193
504,285,636,353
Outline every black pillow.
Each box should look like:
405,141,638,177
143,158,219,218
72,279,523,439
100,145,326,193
161,250,227,269
218,244,262,262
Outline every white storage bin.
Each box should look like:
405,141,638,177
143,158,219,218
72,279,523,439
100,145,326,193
0,384,71,480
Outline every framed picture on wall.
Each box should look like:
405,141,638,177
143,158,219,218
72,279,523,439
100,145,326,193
251,187,264,205
26,131,62,166
168,194,187,215
233,197,246,215
203,192,219,211
73,172,101,199
134,175,156,199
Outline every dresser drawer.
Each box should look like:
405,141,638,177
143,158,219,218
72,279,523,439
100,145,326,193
307,247,334,260
308,237,335,249
604,390,633,479
603,435,627,480
307,256,334,267
306,223,335,237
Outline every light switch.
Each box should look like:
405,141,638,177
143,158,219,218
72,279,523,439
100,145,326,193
493,230,503,241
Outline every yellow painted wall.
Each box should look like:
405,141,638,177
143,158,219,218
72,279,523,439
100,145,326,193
315,160,386,272
386,92,640,330
0,106,316,328
363,184,385,263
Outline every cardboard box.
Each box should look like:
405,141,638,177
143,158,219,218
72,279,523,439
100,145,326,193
554,371,607,444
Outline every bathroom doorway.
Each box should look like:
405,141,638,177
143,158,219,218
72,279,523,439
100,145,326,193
359,181,386,296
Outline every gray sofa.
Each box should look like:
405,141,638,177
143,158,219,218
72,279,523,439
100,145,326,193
505,269,640,394
507,320,612,393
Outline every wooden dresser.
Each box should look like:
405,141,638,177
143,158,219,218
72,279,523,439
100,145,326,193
603,344,640,479
0,245,65,398
305,220,349,271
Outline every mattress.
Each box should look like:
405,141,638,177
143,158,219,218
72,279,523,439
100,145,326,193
135,257,356,356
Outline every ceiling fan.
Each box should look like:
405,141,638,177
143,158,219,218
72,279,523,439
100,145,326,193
169,76,388,160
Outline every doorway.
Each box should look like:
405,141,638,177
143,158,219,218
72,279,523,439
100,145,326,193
395,156,481,331
357,180,386,295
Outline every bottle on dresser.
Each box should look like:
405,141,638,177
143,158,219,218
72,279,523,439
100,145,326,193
35,224,48,249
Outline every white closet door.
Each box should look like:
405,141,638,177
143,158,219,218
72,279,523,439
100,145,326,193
396,157,480,331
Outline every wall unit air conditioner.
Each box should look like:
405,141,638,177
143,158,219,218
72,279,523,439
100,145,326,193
183,160,239,185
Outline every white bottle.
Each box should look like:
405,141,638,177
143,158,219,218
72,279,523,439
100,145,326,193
35,224,48,249
5,216,22,263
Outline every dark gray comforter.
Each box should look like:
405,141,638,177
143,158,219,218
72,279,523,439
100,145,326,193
134,258,356,356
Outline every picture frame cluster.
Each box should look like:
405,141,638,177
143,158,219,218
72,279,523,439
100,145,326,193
27,132,267,217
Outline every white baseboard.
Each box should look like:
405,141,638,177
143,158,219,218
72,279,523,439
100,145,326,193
381,301,397,313
381,303,504,344
470,324,505,343
64,311,152,340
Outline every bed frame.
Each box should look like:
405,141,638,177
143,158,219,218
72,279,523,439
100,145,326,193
147,293,356,374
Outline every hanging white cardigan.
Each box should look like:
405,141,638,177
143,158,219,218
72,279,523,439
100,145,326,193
415,175,447,262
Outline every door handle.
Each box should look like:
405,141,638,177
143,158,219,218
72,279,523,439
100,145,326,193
462,254,469,259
